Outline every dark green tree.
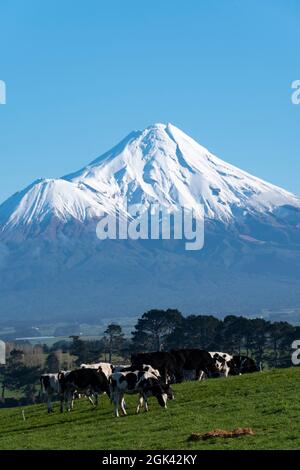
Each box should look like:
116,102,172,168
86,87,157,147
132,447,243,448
45,352,60,373
132,309,183,352
268,321,295,367
249,318,269,365
69,336,89,365
104,324,125,362
166,315,221,349
1,350,41,401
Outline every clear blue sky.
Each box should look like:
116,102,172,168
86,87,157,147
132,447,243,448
0,0,299,203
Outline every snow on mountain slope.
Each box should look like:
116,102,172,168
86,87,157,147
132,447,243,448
0,123,300,235
65,122,300,222
0,178,103,230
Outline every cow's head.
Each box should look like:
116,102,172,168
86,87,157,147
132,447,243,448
226,358,240,375
161,382,175,400
213,353,226,367
144,378,168,408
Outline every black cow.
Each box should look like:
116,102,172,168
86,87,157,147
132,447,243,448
131,352,179,383
170,349,220,381
228,355,259,375
59,368,110,412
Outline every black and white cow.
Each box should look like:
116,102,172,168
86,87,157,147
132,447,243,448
59,368,110,412
110,370,174,417
228,355,259,375
209,352,233,378
40,371,70,413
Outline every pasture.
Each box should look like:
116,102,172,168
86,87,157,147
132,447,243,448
0,367,299,450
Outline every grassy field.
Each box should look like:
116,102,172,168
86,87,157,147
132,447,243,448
0,367,299,450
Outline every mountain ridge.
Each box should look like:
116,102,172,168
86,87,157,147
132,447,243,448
1,123,299,236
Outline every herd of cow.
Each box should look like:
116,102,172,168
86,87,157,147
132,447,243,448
40,349,260,417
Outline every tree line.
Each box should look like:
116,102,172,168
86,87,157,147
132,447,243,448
0,310,299,406
131,309,299,368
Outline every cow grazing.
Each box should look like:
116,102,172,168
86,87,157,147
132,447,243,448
131,352,179,383
110,370,174,417
59,368,110,412
209,352,233,378
80,362,113,379
40,371,70,413
228,355,259,375
170,349,220,382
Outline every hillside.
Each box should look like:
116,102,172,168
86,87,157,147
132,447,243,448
0,367,300,450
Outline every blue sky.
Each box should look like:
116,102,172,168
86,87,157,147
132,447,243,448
0,0,299,203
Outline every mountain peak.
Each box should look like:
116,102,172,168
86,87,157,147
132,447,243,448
64,123,300,222
1,123,300,236
146,122,168,130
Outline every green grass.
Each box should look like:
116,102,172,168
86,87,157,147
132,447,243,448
0,367,300,450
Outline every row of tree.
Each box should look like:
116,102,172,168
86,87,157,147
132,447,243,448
53,309,300,369
131,310,299,368
1,309,299,405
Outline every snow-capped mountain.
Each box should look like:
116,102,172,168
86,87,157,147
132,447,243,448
1,123,300,235
0,123,300,322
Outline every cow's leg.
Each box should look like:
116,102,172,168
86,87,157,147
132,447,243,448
67,391,73,412
198,370,204,381
87,395,93,406
113,393,120,418
144,395,149,412
47,393,53,413
136,395,143,414
69,392,76,410
88,395,96,407
120,395,127,415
